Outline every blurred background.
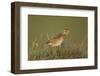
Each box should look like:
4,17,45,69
28,15,88,60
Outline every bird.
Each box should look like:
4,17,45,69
46,28,70,48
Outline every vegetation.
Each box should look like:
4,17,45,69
28,33,88,60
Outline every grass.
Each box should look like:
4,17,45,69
28,33,88,60
29,47,87,60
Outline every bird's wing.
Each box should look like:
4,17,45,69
52,33,63,39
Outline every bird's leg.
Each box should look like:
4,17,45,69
61,42,65,48
61,42,65,51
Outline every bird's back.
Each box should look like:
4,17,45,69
46,33,65,47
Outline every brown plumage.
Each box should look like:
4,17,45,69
46,28,70,47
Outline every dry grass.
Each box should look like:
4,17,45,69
28,33,88,60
